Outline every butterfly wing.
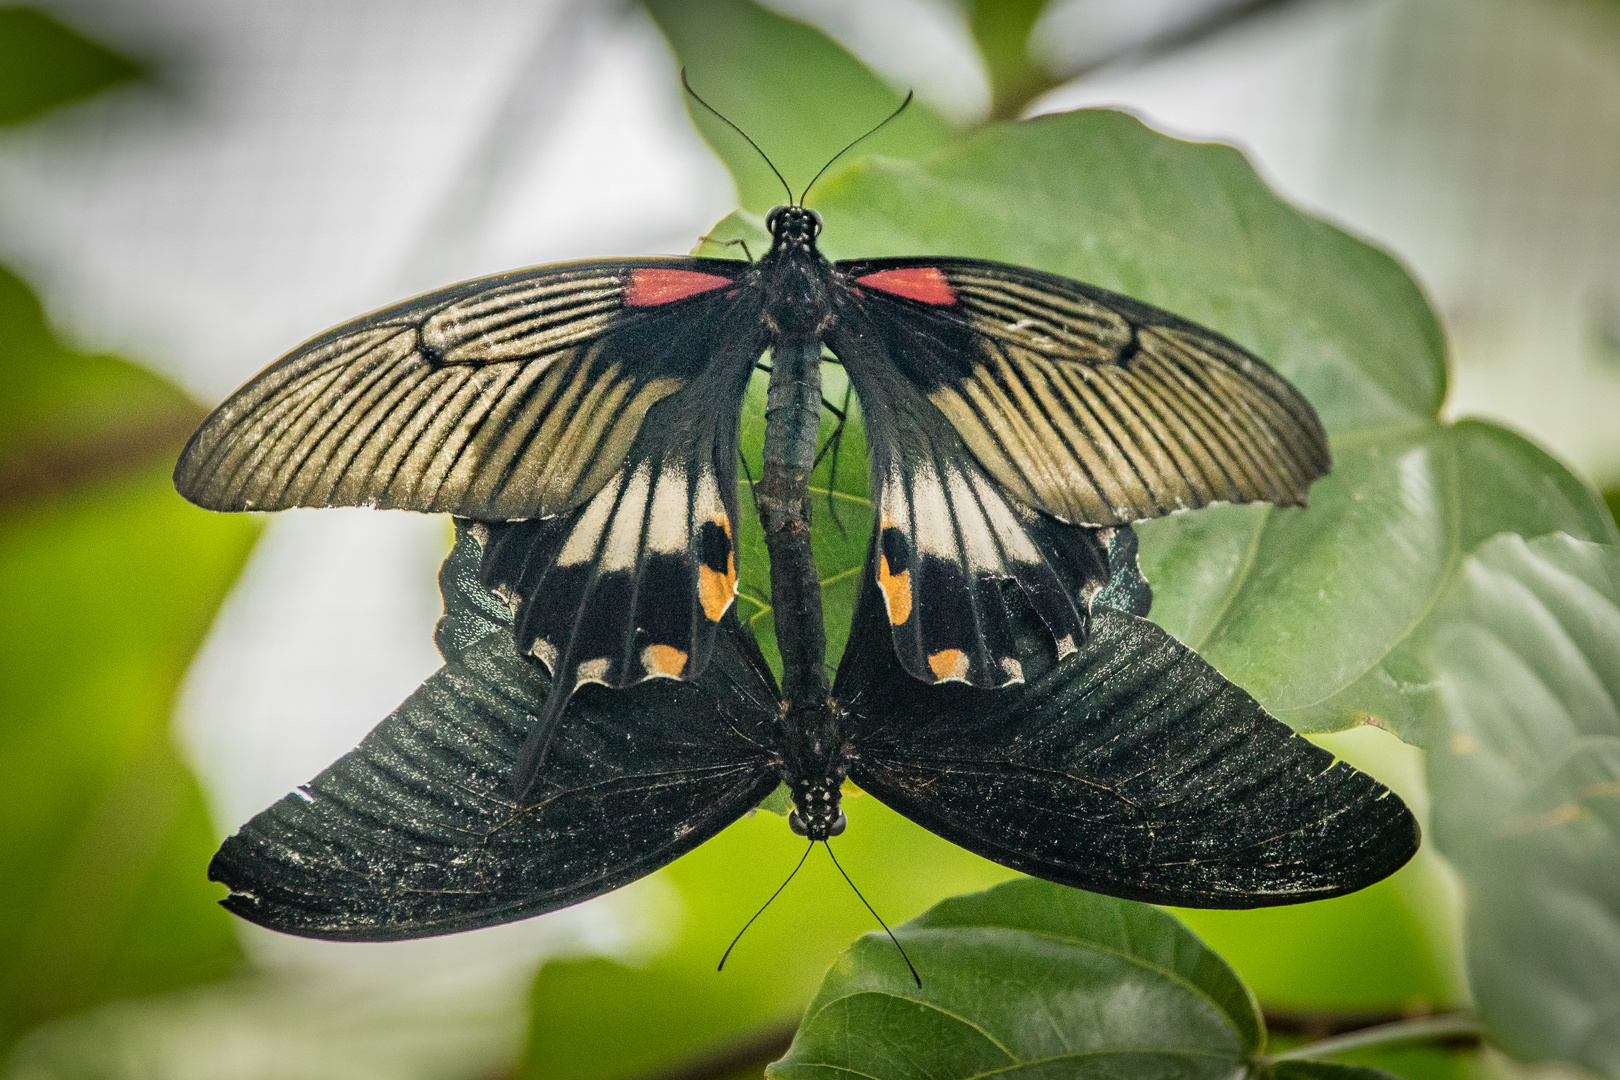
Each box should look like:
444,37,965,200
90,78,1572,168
209,525,782,940
833,525,1419,908
827,301,1103,688
833,257,1331,527
472,296,762,702
175,258,757,521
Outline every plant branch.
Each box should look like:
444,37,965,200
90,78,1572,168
639,1022,797,1080
0,408,203,510
1270,1014,1483,1062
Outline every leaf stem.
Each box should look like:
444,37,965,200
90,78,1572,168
1270,1014,1483,1061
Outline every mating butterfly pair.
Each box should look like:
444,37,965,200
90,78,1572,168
178,193,1415,940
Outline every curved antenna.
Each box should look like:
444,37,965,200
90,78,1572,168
682,69,793,206
718,840,814,972
799,90,915,206
824,841,922,988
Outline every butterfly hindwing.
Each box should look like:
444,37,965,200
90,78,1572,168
829,311,1095,688
174,258,756,520
835,257,1331,526
833,524,1420,907
209,524,781,941
477,430,744,694
472,295,760,698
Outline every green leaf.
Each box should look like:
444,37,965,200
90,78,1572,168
770,878,1262,1080
968,0,1058,120
0,7,140,127
643,0,953,211
0,264,258,1050
1418,533,1620,1075
1140,420,1616,736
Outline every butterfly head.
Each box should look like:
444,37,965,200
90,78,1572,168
788,778,847,839
766,205,822,254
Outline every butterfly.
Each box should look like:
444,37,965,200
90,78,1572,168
178,93,1417,941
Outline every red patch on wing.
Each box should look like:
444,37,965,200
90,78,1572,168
854,267,957,306
624,268,733,306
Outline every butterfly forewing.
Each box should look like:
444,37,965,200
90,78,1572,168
836,257,1331,526
174,258,750,520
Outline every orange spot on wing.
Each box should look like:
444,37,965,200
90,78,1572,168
698,555,736,622
878,556,912,625
927,648,970,682
641,643,689,678
625,268,733,306
854,267,957,305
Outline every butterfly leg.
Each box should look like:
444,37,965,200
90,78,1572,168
812,382,854,537
697,235,755,262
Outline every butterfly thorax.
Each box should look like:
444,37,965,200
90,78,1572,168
759,206,833,340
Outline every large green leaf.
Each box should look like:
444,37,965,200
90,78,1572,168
772,879,1429,1080
770,880,1467,1080
811,111,1447,431
1417,533,1620,1076
1140,420,1616,736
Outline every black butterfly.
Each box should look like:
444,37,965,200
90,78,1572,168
178,99,1416,940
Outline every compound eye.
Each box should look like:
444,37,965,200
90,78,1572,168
765,206,785,231
829,812,847,836
809,209,823,235
788,811,808,837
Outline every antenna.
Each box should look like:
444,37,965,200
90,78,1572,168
824,841,922,988
682,69,794,206
799,91,915,205
718,841,814,972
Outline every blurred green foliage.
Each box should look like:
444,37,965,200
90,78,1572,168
0,7,139,126
968,0,1059,119
0,14,258,1057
